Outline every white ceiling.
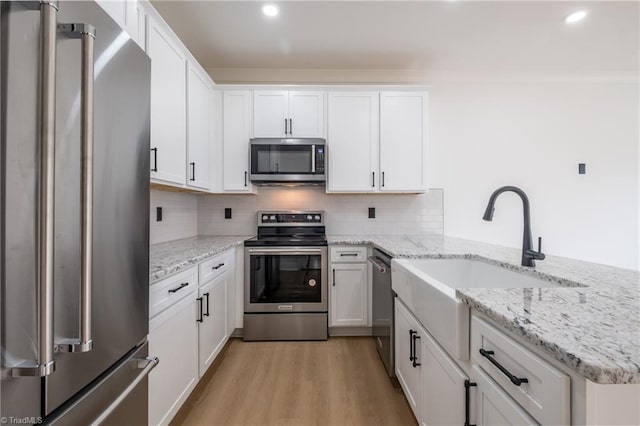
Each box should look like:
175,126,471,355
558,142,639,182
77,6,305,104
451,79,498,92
151,1,639,79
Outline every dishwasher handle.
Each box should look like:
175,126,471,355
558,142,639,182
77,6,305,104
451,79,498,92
368,256,389,273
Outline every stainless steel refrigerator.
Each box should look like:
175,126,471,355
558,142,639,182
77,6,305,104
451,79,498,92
1,1,154,424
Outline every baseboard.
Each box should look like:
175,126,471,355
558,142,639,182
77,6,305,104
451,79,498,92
329,326,372,337
233,327,372,337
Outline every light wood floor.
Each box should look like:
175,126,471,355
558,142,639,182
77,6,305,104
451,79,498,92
171,337,417,426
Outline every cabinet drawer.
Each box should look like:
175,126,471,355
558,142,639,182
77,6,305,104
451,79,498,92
330,246,367,263
471,315,570,425
150,267,198,319
199,250,232,284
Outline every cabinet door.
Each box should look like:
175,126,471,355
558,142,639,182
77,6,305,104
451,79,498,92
395,299,423,421
148,17,187,185
135,2,147,50
253,91,288,137
289,91,324,138
149,294,198,426
186,63,211,190
222,91,253,191
327,92,379,192
422,331,468,426
473,366,537,426
380,92,427,192
330,263,368,327
198,275,227,377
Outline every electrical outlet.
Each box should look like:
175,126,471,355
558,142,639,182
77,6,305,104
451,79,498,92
578,163,586,175
368,207,376,219
156,207,162,222
225,208,232,219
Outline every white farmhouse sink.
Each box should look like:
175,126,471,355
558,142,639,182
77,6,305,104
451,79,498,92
391,258,561,361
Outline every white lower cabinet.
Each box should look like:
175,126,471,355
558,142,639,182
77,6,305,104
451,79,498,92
395,299,423,421
148,248,237,425
330,263,368,327
197,274,227,377
149,286,199,426
329,246,369,327
473,366,537,426
421,330,469,426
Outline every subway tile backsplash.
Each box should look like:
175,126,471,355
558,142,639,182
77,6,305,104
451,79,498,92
197,187,443,236
150,189,198,244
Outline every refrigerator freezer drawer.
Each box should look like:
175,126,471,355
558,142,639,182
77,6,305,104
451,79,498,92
47,342,157,425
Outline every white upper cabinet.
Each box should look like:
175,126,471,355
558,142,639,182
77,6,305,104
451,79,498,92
380,91,428,192
147,15,187,185
253,91,289,137
186,63,212,190
288,91,325,137
96,0,138,40
254,91,324,138
223,91,254,192
327,92,379,192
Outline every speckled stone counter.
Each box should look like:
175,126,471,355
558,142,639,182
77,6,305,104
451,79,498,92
328,234,640,384
150,236,251,284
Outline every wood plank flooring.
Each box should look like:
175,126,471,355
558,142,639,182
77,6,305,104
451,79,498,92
171,337,417,426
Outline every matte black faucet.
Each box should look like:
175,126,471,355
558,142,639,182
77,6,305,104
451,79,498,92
482,186,545,267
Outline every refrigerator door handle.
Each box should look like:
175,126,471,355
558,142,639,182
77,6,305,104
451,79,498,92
55,21,96,354
90,357,159,426
11,0,58,378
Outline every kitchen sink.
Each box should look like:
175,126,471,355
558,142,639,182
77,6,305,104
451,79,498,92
401,258,561,292
391,258,568,362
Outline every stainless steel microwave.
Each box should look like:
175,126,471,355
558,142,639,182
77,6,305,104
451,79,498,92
249,138,326,183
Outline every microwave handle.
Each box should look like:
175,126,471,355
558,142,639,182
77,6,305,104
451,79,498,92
311,145,316,173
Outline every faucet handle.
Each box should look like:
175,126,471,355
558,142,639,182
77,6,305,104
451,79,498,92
536,237,546,260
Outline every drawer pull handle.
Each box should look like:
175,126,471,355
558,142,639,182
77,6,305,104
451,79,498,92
196,297,204,323
168,282,188,294
479,349,529,386
203,292,210,317
464,380,477,426
340,253,358,257
211,263,225,270
411,332,421,367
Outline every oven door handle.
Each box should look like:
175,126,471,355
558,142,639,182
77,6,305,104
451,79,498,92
247,248,325,255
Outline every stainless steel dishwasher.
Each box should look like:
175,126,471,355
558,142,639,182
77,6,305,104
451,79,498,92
370,248,395,378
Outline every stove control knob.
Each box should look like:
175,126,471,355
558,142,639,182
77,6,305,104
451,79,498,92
314,215,321,221
306,215,312,220
270,215,276,221
262,215,268,222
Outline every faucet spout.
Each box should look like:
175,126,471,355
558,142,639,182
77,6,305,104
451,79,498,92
482,186,544,267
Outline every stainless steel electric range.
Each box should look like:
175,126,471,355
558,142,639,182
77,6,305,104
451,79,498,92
243,211,328,341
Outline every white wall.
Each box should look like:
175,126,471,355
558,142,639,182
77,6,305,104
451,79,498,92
428,82,639,270
198,187,443,236
150,189,198,244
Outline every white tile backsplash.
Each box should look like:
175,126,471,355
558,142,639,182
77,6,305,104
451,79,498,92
197,187,443,236
150,190,198,244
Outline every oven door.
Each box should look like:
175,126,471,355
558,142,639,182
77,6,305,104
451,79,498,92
244,247,328,313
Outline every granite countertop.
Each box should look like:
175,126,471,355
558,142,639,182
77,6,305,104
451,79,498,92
328,234,640,384
150,236,251,283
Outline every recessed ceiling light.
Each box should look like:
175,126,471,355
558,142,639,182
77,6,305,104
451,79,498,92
565,10,587,24
262,4,279,17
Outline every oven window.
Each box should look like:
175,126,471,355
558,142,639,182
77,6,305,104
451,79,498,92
251,145,312,174
250,254,322,303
